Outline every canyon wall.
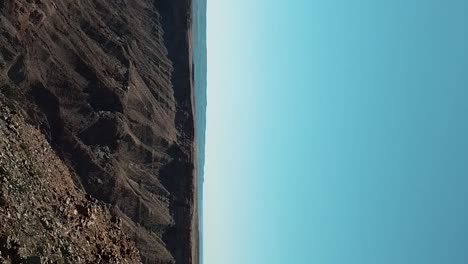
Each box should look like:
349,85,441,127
0,0,196,263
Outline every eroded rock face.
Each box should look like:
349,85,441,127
0,101,141,263
0,0,195,263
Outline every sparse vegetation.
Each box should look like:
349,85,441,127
19,142,28,152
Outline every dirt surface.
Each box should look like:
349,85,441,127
0,100,141,263
0,0,196,263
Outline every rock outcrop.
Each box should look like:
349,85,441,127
0,0,196,263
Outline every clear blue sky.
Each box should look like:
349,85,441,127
205,1,468,263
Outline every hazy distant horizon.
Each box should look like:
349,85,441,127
193,0,207,263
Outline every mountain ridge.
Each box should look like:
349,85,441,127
0,0,197,263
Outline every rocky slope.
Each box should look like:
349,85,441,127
0,99,141,263
0,0,196,263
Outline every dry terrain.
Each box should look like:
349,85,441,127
0,0,196,263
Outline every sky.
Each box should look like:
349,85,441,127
204,1,468,263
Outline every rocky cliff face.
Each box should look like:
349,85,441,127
0,100,141,263
0,0,196,263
